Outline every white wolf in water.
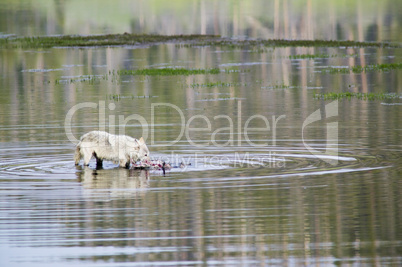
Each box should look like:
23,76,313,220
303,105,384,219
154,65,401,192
74,131,150,168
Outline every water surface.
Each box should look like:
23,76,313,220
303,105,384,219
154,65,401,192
1,1,402,266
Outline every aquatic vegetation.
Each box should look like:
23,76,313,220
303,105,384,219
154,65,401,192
195,97,245,102
179,38,398,49
117,68,221,76
314,92,401,100
289,53,358,59
55,75,107,84
0,33,398,49
0,34,220,49
350,63,402,73
190,81,247,88
289,54,333,59
21,68,64,72
323,63,402,74
108,94,157,101
222,68,249,73
261,83,299,90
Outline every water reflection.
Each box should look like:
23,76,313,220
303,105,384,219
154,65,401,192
2,163,400,265
1,45,401,149
77,167,150,199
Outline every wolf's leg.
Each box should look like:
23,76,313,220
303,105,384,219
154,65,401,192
93,152,103,168
125,161,130,169
83,148,93,166
119,159,130,168
123,156,131,168
74,146,81,165
96,158,103,168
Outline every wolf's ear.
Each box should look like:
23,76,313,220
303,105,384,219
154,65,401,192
134,139,139,146
139,137,145,144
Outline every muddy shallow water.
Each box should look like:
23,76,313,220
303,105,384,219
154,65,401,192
1,1,402,266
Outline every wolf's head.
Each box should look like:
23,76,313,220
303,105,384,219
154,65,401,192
135,137,150,162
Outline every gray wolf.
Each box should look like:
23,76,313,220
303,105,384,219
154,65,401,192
74,131,150,168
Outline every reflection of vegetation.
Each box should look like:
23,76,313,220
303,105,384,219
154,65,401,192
323,63,402,74
117,68,221,76
1,33,398,49
314,92,400,100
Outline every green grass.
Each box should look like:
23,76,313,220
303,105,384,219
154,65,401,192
314,92,400,100
117,68,221,76
323,63,402,74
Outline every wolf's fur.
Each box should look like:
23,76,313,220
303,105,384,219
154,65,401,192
74,131,150,168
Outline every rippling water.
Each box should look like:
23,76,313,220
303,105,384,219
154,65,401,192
1,136,401,266
1,1,402,266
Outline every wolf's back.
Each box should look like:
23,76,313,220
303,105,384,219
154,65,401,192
80,131,111,146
